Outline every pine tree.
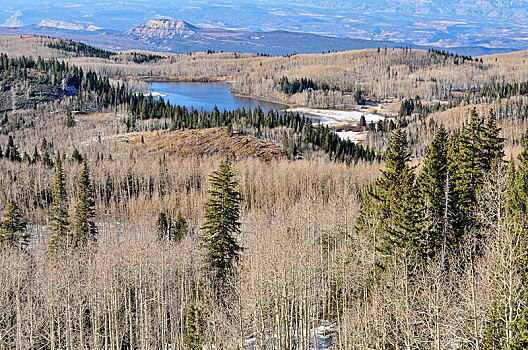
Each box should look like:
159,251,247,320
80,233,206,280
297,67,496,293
201,159,242,288
65,108,75,127
156,211,169,239
446,109,486,247
73,156,97,247
185,302,205,349
417,125,448,256
372,125,422,259
0,200,28,250
172,210,187,242
481,109,505,171
49,157,70,251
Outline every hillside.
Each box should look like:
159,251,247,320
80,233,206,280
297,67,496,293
3,33,528,349
113,128,285,162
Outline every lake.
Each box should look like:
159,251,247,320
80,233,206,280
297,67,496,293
148,81,288,114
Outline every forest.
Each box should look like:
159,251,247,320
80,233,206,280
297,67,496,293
1,36,528,349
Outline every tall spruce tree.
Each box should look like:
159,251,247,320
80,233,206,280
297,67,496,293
446,108,505,249
417,125,449,256
481,109,505,171
49,157,70,251
0,200,28,250
185,302,205,350
73,156,97,247
201,159,242,288
172,210,187,242
373,125,423,259
446,109,485,247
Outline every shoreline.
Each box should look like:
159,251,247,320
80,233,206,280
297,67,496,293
119,75,234,83
228,88,294,109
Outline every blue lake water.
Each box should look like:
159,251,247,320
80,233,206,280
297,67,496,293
149,81,288,114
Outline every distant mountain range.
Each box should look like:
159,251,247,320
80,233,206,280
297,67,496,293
3,0,528,52
0,19,517,56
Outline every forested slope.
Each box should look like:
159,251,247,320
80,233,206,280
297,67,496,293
1,38,528,349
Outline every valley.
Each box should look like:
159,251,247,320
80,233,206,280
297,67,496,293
1,30,528,349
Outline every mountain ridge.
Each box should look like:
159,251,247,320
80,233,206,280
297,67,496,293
0,19,517,56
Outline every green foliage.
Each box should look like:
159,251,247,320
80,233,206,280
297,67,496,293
128,93,378,163
370,126,423,260
417,125,448,256
201,160,242,288
73,157,97,247
278,76,339,95
156,211,169,239
156,210,187,242
0,200,28,250
130,52,163,64
46,39,114,59
480,109,505,171
48,157,70,252
446,108,504,248
71,148,83,163
358,108,505,265
482,299,507,350
65,108,75,127
354,89,365,105
185,302,205,350
173,210,187,242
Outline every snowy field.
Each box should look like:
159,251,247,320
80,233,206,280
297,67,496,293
288,106,391,142
288,107,387,126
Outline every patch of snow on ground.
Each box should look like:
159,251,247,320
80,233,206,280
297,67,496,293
243,322,335,349
288,107,387,126
336,130,368,142
135,91,168,98
288,106,391,141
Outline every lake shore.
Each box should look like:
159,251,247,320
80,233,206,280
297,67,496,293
119,75,234,83
228,88,294,109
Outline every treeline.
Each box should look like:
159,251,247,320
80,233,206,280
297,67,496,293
0,53,130,110
482,80,528,99
278,76,340,95
130,52,163,64
128,94,378,163
428,48,481,64
45,39,114,59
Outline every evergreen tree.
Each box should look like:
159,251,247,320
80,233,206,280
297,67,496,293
185,302,205,349
172,210,187,242
71,148,83,163
481,109,505,171
372,126,423,259
49,157,70,251
156,211,169,239
201,160,242,288
73,156,97,247
446,108,485,247
0,200,28,250
65,108,75,127
417,125,448,256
